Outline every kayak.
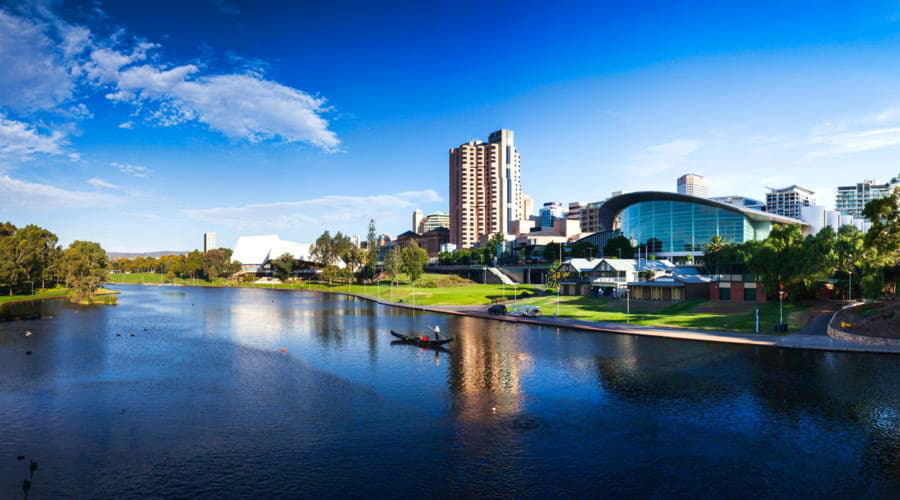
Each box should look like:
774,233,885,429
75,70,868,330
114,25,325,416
390,330,453,346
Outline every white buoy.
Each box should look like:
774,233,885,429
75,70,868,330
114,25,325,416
25,331,32,337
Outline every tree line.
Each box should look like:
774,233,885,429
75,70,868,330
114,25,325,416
704,188,900,300
111,248,241,281
0,222,109,302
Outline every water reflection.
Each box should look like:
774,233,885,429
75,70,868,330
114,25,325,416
0,284,897,498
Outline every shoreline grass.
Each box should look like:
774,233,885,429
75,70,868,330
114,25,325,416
107,272,811,333
0,287,119,306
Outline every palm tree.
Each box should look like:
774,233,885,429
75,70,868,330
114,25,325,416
704,235,726,275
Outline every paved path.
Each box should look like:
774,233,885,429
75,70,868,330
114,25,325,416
797,302,842,336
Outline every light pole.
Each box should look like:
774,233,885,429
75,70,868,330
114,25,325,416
557,242,562,317
848,270,852,302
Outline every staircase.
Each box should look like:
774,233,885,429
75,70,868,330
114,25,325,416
486,267,516,285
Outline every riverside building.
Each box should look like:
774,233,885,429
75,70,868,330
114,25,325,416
449,129,522,248
596,191,805,260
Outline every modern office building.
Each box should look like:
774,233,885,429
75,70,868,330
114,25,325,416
800,205,871,235
596,191,805,259
422,211,450,232
521,194,534,219
449,129,522,248
676,174,708,197
710,195,766,211
765,185,815,220
203,232,217,253
579,202,604,233
413,209,424,233
835,176,898,219
539,202,564,228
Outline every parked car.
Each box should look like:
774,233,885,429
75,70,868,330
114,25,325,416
508,305,542,317
487,304,507,315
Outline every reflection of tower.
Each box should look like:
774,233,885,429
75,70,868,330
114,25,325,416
446,317,531,419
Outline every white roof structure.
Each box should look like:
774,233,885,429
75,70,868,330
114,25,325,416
231,235,344,268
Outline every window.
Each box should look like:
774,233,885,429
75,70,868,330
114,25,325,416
743,286,756,302
719,287,731,300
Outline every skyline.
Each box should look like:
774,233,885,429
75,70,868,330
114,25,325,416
3,1,900,251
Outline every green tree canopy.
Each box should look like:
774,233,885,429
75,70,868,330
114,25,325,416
401,241,429,283
603,236,634,258
63,240,109,303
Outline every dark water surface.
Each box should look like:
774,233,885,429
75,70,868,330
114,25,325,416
1,285,898,498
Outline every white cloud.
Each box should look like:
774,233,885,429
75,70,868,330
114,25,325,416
182,190,442,229
100,61,339,148
118,121,134,129
112,162,152,177
0,10,75,112
0,175,122,208
628,139,702,177
87,177,121,189
0,115,68,160
806,126,900,158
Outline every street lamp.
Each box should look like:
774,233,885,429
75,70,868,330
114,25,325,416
848,270,853,303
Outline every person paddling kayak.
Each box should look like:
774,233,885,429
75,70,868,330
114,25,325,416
430,325,441,340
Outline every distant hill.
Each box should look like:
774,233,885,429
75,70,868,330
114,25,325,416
107,251,189,259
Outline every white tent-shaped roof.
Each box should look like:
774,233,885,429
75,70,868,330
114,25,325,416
231,235,344,269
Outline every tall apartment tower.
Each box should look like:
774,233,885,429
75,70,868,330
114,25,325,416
521,194,534,219
412,209,425,234
766,185,815,220
835,176,898,219
449,129,522,248
677,173,708,197
203,232,217,253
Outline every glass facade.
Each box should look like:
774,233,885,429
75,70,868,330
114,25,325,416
619,200,760,255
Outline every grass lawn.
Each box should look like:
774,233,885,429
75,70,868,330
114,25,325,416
516,295,811,334
0,287,119,306
107,272,544,306
0,286,70,305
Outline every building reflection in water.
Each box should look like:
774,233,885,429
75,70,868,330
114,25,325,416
446,316,532,420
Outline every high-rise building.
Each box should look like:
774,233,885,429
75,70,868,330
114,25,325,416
566,201,585,220
521,194,534,219
449,129,522,248
539,202,564,228
422,211,450,232
676,174,708,197
835,176,898,219
203,232,217,253
765,185,815,220
579,202,605,233
412,209,424,234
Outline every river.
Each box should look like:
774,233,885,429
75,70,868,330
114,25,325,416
1,285,897,498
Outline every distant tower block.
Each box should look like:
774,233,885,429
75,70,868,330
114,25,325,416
203,232,217,253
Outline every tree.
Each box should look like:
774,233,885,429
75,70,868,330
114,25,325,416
271,253,295,282
401,241,429,283
311,231,338,268
62,241,109,303
202,248,237,281
799,226,838,292
571,241,598,259
360,219,378,282
749,225,805,301
703,235,726,274
384,247,403,284
863,186,900,268
543,242,564,263
546,260,569,290
835,225,866,299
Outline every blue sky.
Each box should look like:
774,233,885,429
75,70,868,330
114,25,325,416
3,0,900,252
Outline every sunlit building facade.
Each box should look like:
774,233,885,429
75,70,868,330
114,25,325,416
598,192,805,259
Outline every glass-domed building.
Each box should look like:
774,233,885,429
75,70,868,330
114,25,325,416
597,192,806,259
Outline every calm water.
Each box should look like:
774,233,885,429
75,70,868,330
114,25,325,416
0,285,897,498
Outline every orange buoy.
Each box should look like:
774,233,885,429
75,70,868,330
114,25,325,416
281,347,287,353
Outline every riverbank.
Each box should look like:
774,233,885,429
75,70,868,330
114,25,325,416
108,282,899,354
0,287,119,307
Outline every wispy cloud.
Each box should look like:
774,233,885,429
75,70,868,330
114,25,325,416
0,175,122,208
118,121,134,129
0,114,69,160
182,190,442,229
804,107,900,158
112,162,152,177
627,139,702,177
87,177,121,189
